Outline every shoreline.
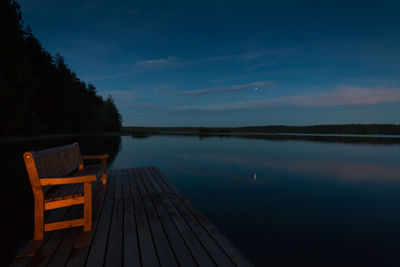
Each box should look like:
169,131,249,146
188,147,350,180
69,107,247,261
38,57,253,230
0,132,121,143
3,130,400,144
155,131,400,138
3,131,400,143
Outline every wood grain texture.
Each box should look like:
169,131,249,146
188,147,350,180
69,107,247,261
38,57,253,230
40,175,96,186
152,167,254,267
44,196,84,210
85,175,115,267
12,166,253,267
136,168,178,267
141,168,197,267
131,168,160,266
105,169,124,267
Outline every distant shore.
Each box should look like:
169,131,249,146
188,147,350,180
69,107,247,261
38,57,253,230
119,124,400,144
3,124,400,143
126,130,400,139
122,124,400,136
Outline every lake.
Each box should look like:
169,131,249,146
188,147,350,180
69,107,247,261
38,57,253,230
2,134,400,266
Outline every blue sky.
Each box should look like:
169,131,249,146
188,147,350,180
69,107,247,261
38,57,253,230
18,0,400,126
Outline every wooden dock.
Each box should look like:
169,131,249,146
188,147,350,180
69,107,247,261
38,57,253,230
11,167,253,266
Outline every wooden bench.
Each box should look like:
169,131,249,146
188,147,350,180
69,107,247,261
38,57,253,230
23,142,108,240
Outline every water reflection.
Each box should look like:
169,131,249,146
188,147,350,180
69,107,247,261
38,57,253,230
112,135,400,265
243,133,400,145
4,134,400,266
130,132,151,138
186,153,400,183
187,132,400,145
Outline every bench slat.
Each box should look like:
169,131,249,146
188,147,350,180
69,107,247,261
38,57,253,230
45,219,85,232
45,196,85,210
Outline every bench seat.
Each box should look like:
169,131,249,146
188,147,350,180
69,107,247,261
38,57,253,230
44,164,105,202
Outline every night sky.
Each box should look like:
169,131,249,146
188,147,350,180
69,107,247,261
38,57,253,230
18,0,400,126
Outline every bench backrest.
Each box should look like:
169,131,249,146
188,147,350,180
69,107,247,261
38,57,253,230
23,143,83,196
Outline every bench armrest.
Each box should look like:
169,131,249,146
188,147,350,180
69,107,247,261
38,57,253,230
40,175,97,186
81,154,108,166
81,154,109,160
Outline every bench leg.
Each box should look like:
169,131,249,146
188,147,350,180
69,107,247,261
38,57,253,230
101,172,107,185
34,197,44,240
83,182,92,232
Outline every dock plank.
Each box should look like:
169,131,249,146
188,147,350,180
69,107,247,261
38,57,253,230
148,168,235,267
73,173,107,249
46,208,82,267
131,168,160,267
11,184,81,267
65,174,108,267
105,170,124,267
141,168,197,267
11,166,253,267
26,184,83,267
143,168,216,266
85,171,115,267
136,168,178,267
151,167,254,267
11,185,79,266
122,170,141,267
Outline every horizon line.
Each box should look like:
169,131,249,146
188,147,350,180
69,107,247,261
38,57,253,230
122,123,400,128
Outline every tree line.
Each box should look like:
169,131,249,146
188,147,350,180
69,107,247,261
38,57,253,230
123,124,400,135
0,0,122,137
235,124,400,135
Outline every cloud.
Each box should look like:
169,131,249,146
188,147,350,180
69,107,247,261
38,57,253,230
135,56,181,70
245,63,274,72
88,44,334,81
128,102,163,109
183,81,274,96
192,44,334,64
86,56,182,81
179,86,400,111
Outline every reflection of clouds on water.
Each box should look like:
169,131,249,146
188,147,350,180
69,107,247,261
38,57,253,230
179,167,272,185
287,161,400,182
186,153,400,183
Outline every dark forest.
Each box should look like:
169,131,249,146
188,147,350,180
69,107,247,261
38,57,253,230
0,0,122,137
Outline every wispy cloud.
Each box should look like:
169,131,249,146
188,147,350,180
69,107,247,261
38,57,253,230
135,56,182,70
179,86,400,110
127,102,163,109
87,56,182,81
183,81,274,96
89,44,334,81
245,63,274,72
192,44,334,64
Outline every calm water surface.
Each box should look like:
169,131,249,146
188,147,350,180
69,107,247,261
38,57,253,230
3,134,400,266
